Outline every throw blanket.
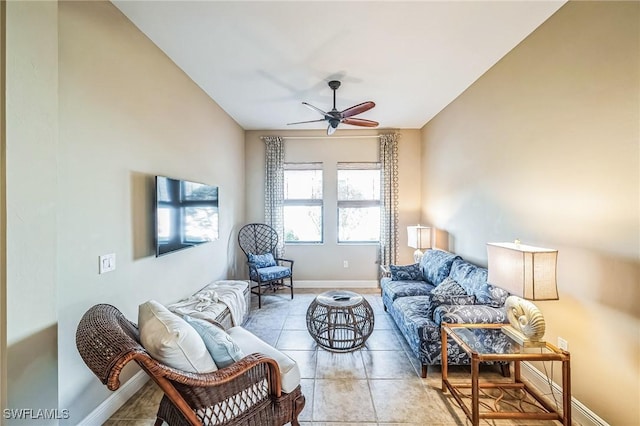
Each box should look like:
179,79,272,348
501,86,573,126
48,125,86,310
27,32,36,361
168,280,248,326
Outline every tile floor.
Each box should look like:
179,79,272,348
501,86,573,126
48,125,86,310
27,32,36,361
105,288,562,425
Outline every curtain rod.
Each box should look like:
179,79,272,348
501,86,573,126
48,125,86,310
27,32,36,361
260,135,383,140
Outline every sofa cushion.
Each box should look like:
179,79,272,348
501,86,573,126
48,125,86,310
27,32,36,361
227,326,300,394
138,300,218,373
449,259,493,304
183,315,245,368
248,253,277,268
433,304,509,326
381,279,434,303
432,277,467,296
389,263,422,281
419,249,461,286
250,265,291,282
486,284,510,307
427,278,476,317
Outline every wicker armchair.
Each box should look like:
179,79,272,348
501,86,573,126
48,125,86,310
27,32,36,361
238,223,294,308
76,304,305,425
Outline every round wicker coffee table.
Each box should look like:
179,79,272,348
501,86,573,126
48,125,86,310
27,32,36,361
306,290,375,352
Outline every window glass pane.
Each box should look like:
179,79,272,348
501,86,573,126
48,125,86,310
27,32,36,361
285,170,322,200
338,206,380,242
284,205,322,242
337,170,380,201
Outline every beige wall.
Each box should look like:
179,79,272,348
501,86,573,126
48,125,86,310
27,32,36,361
420,1,639,424
245,129,422,283
5,1,59,423
3,0,245,423
0,0,7,415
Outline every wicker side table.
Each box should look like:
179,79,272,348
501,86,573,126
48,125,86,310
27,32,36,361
306,290,374,352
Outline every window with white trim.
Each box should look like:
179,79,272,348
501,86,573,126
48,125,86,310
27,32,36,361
283,163,323,243
337,162,381,243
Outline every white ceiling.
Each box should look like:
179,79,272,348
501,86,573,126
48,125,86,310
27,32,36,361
112,1,566,132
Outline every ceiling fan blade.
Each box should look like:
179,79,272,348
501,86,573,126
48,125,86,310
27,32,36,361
342,117,379,127
287,118,327,125
302,102,329,118
340,101,375,118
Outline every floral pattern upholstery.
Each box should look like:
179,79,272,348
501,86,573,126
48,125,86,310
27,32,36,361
249,265,291,282
380,252,511,375
248,253,277,268
433,304,508,326
419,249,461,286
380,277,434,303
389,263,422,281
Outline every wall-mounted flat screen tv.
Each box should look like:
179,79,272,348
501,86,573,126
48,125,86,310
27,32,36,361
155,175,219,257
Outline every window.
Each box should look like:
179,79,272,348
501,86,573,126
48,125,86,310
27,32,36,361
337,163,380,243
284,163,323,243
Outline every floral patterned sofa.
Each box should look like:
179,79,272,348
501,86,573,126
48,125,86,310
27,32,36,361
381,249,510,377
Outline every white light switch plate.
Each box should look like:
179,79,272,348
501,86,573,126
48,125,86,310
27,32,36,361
99,253,116,274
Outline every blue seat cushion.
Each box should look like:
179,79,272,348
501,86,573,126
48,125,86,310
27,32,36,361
381,279,434,302
251,265,291,282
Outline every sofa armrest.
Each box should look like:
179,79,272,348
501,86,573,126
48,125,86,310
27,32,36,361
433,304,508,326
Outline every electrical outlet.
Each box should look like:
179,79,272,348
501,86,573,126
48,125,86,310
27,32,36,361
557,337,568,351
99,253,116,274
343,260,349,268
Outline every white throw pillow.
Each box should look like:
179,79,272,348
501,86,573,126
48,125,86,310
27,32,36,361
138,300,217,373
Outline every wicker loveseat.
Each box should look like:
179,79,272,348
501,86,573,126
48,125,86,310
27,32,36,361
76,304,305,425
381,249,511,378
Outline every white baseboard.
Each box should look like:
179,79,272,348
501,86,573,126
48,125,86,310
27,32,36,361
78,371,149,426
294,280,379,289
521,361,609,426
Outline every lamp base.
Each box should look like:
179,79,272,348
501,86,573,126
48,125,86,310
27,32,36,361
413,249,424,264
501,325,547,348
502,295,547,347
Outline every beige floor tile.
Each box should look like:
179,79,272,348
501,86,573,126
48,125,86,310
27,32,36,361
362,329,402,351
369,378,453,424
283,314,309,330
282,350,317,379
298,378,315,422
315,350,366,379
277,329,318,350
107,380,161,420
361,350,417,379
313,379,376,422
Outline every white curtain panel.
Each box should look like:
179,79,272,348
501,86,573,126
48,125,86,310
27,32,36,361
263,136,285,257
379,133,399,269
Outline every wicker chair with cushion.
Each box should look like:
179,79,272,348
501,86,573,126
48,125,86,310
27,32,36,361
76,303,305,426
238,223,294,308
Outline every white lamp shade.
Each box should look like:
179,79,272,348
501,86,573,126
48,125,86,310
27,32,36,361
407,226,432,250
487,242,559,301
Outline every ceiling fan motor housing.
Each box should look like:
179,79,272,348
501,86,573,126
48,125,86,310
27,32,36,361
287,79,378,135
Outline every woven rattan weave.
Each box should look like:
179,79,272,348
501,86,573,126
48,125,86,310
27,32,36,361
238,223,295,308
306,290,375,352
76,304,305,425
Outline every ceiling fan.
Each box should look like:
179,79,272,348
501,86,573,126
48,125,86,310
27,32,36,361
287,80,378,135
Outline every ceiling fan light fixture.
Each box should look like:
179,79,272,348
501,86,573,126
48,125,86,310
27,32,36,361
288,80,379,135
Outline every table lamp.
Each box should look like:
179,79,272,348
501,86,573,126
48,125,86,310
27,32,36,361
407,225,432,263
487,241,558,347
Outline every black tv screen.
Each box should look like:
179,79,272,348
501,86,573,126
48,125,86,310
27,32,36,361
155,176,219,257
